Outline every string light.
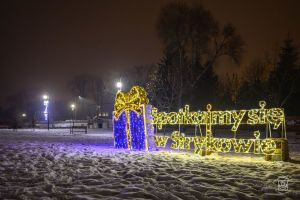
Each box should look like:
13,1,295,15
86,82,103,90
155,131,284,155
113,112,128,149
152,101,289,161
154,136,169,147
151,101,285,131
130,110,146,150
113,86,151,150
112,85,288,161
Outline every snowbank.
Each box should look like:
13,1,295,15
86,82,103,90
0,130,299,199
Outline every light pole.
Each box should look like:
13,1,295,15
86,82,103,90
20,113,27,128
116,80,122,91
43,94,50,130
33,111,40,129
70,103,75,127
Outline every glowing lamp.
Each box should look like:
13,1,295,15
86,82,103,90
43,95,49,100
70,103,76,111
116,81,122,90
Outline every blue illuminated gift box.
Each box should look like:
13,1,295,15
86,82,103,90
113,86,154,150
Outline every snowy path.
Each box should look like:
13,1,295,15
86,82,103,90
0,130,299,200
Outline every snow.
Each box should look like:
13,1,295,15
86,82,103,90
0,129,300,199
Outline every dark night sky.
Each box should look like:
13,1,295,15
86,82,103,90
0,0,300,104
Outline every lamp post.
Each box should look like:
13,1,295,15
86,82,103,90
20,113,27,128
43,94,50,130
70,103,75,127
116,80,122,91
33,111,40,129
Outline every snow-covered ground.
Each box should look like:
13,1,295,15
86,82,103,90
0,129,299,200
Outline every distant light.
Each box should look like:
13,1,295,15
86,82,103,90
21,113,26,117
43,94,49,100
116,81,122,89
42,94,49,121
70,103,76,111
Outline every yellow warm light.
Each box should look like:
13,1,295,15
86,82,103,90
151,101,285,131
114,86,149,120
70,103,75,110
152,101,288,161
154,136,169,147
154,131,286,155
153,151,270,163
43,95,49,100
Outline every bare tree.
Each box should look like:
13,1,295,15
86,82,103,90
243,58,271,84
220,73,241,105
89,76,105,107
268,38,300,107
68,75,90,98
123,65,155,89
147,51,181,111
155,2,245,109
237,55,278,108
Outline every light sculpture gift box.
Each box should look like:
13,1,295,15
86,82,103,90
113,86,154,150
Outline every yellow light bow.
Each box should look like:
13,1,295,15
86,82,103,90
113,86,149,120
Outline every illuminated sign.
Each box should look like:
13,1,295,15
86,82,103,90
152,102,289,161
151,101,285,131
154,131,287,156
112,86,289,161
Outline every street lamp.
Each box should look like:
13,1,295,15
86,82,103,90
116,81,122,91
71,103,75,111
42,94,50,130
70,103,76,128
43,95,48,100
21,113,26,117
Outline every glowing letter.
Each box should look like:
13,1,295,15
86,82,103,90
231,110,246,132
